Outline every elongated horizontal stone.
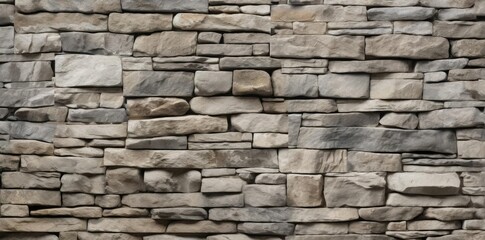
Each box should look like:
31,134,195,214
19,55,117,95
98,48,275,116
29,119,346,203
420,0,474,8
298,127,456,153
387,193,470,207
272,4,366,22
21,155,105,174
14,33,62,53
359,207,423,221
424,81,485,101
415,58,469,72
433,21,485,38
0,121,55,142
338,100,443,112
60,32,133,55
190,97,262,115
329,60,412,73
0,61,53,82
133,31,197,57
55,124,127,139
368,7,435,20
302,113,379,127
231,114,288,133
104,148,277,168
128,115,227,137
318,73,369,98
77,233,140,240
271,35,364,59
325,0,418,6
0,88,54,107
220,57,281,70
279,149,347,173
108,13,172,33
452,40,485,57
121,0,208,13
325,173,386,207
366,34,449,59
0,218,86,232
16,0,121,13
122,193,243,208
388,173,461,195
0,189,60,206
55,55,121,87
174,13,270,33
67,109,127,123
370,79,423,99
15,13,107,33
123,71,194,97
1,172,59,189
419,108,485,129
272,70,318,97
30,207,102,218
88,218,166,233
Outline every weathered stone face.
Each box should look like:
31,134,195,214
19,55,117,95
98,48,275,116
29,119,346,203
133,31,197,57
366,34,449,59
55,55,122,87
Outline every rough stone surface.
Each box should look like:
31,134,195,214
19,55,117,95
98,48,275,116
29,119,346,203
388,173,461,195
366,34,449,59
60,32,134,55
174,13,270,33
123,71,194,97
133,32,197,57
324,173,386,207
108,13,172,33
55,55,122,87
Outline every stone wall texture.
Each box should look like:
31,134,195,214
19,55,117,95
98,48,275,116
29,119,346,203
0,0,485,239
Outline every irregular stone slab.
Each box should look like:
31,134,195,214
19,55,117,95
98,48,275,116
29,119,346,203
243,184,286,207
452,40,485,57
128,115,227,137
387,193,470,207
231,114,288,133
359,207,423,221
388,173,460,195
326,21,392,36
420,0,475,8
104,148,277,168
433,21,485,38
318,73,369,98
238,222,294,236
278,149,347,173
122,193,243,208
0,155,19,171
253,133,288,148
0,5,14,26
329,60,412,73
271,35,364,59
0,139,53,155
14,33,61,53
61,174,105,194
272,70,318,97
324,173,386,207
366,34,448,59
201,177,246,193
109,13,172,33
55,55,121,87
419,108,485,129
287,100,337,113
0,61,53,82
121,0,208,13
77,233,140,240
370,79,423,99
0,26,13,49
189,132,252,142
105,168,143,194
31,207,101,218
415,58,469,72
408,220,461,231
0,218,86,232
325,0,418,6
458,140,485,158
347,151,401,172
14,106,67,122
16,0,121,13
287,174,323,207
0,121,55,142
464,220,485,230
88,218,166,233
0,189,60,206
151,208,207,220
1,172,59,189
271,4,366,22
233,70,272,96
133,31,197,57
145,170,201,193
220,57,281,70
197,44,252,56
190,97,262,115
424,81,485,101
123,71,194,97
295,223,348,235
67,109,127,123
368,7,435,20
60,32,133,55
0,233,59,240
338,100,443,112
55,124,127,139
379,113,418,129
21,155,104,174
166,221,235,234
174,13,270,33
394,21,432,35
15,13,108,33
302,113,379,127
194,71,232,96
448,69,485,81
298,127,456,153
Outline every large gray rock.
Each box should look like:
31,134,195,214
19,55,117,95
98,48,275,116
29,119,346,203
190,97,262,115
0,189,61,206
452,40,485,57
88,218,166,233
60,32,133,55
15,13,108,33
420,0,474,8
0,5,14,26
272,70,318,97
173,13,270,33
194,71,233,96
337,100,443,112
14,33,61,53
287,174,324,207
15,0,121,13
0,88,54,107
368,7,435,20
379,113,418,129
106,168,143,194
370,79,423,99
21,155,105,174
415,58,469,72
424,81,485,101
55,124,127,139
133,31,197,57
123,71,194,97
233,70,272,96
55,54,121,87
329,60,412,73
359,207,423,221
151,208,207,220
0,218,86,232
1,172,60,189
104,148,278,169
0,26,14,49
231,114,288,133
15,106,67,122
366,34,449,59
0,121,55,142
272,4,366,22
419,108,485,129
122,193,243,208
387,193,470,207
302,113,379,127
287,100,337,113
108,13,172,33
457,140,485,158
145,170,201,192
388,173,460,195
128,115,227,137
324,173,386,207
121,0,208,13
220,57,281,70
243,185,286,207
271,35,364,59
67,109,127,123
433,21,485,38
318,73,369,98
297,127,457,153
320,0,418,6
61,174,105,194
127,98,189,117
126,136,187,150
0,61,53,82
201,177,246,193
278,149,347,173
347,151,401,172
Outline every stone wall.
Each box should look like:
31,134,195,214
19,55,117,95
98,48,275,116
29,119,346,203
0,0,484,239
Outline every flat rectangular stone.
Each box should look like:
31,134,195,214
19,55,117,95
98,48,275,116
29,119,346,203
329,60,412,73
122,193,243,208
223,33,270,43
0,218,86,232
104,148,278,168
189,132,252,142
15,0,121,13
366,34,449,59
60,32,133,55
55,55,122,87
21,155,105,174
298,127,456,153
1,172,60,189
370,80,423,99
88,218,166,233
338,100,443,112
423,81,485,101
121,0,208,13
325,0,418,6
318,73,369,98
0,88,54,107
387,193,470,207
174,13,269,33
271,35,364,60
348,151,401,172
220,57,281,70
15,13,107,33
123,71,194,97
279,149,347,173
272,5,366,22
302,113,379,127
433,21,485,38
0,189,61,206
0,61,53,82
55,124,127,139
0,121,56,142
133,31,197,57
448,68,485,81
0,26,14,49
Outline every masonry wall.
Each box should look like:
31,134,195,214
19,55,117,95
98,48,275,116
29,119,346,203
0,0,485,239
